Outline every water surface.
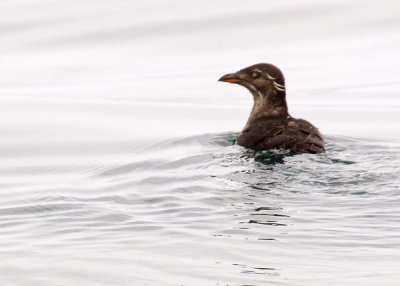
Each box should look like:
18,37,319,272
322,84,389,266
0,0,400,285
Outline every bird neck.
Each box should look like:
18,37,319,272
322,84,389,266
244,88,289,128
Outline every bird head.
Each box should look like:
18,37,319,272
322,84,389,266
218,63,286,98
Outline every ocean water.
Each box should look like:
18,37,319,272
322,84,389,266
1,1,400,285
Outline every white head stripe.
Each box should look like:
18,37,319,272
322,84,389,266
273,82,285,88
266,73,275,80
273,82,285,92
250,70,285,92
252,68,263,74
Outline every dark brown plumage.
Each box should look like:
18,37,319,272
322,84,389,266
219,63,325,154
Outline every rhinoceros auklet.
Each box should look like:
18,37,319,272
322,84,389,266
219,63,325,154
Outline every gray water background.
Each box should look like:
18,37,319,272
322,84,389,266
0,1,400,285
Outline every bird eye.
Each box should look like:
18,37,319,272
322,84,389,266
251,72,258,78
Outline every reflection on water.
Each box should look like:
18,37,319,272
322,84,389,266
92,133,400,285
